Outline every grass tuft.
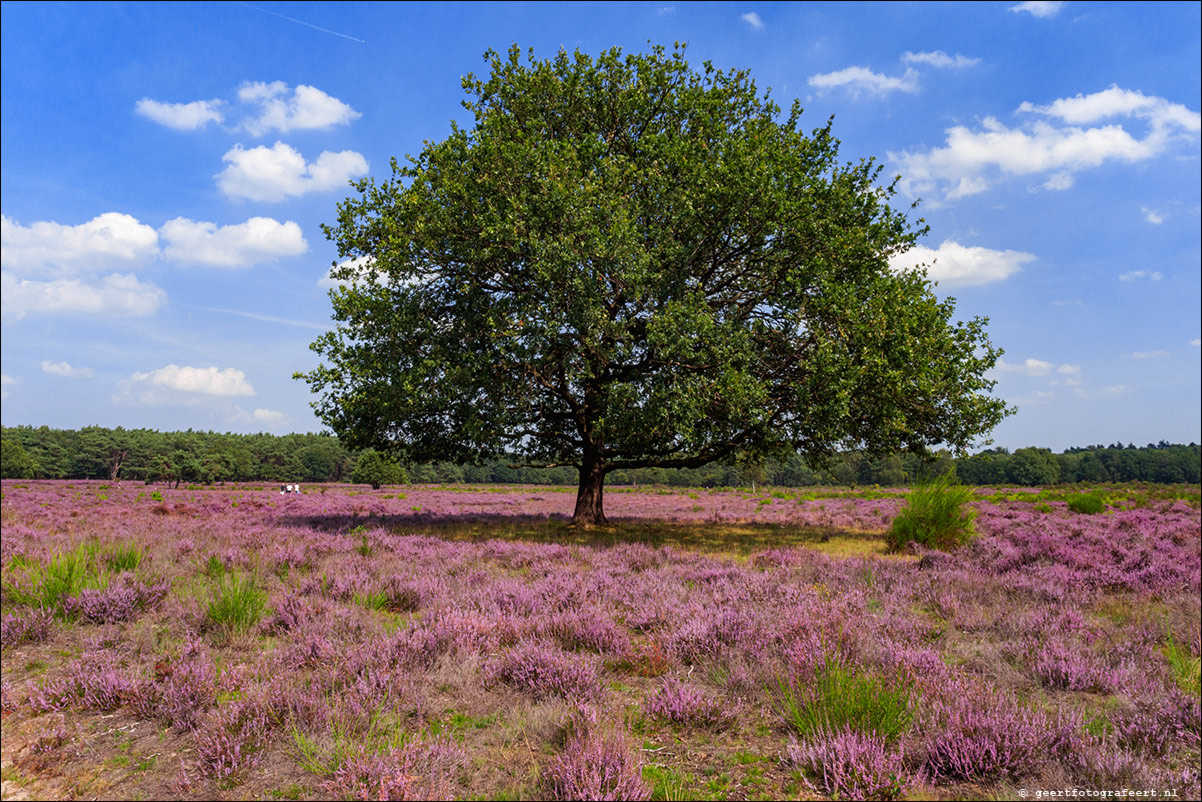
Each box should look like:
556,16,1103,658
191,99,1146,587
885,473,976,552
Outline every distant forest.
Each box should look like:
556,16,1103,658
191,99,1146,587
1,426,1199,487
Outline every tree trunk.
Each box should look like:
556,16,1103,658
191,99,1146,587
573,449,607,526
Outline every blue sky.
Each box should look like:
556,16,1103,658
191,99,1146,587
2,1,1199,451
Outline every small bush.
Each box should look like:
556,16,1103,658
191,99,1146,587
787,728,913,801
1,607,56,647
322,739,461,800
206,572,267,635
1067,492,1107,514
775,658,913,743
542,730,651,801
643,679,737,730
885,473,976,552
485,642,601,702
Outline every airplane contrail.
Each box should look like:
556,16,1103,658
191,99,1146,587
236,2,366,44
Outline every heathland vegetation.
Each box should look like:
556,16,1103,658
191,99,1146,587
2,480,1198,800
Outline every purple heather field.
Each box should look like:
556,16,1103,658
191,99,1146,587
1,479,1199,801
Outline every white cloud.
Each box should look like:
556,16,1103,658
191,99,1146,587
1042,172,1074,191
231,406,290,429
1191,339,1201,347
997,358,1054,377
1009,1,1064,18
889,240,1035,287
1141,206,1164,225
41,360,95,379
1056,364,1083,386
901,51,980,69
1118,270,1162,281
891,86,1200,202
135,98,224,130
1021,86,1201,130
0,373,17,401
216,142,369,202
160,217,308,267
741,12,764,29
808,66,919,96
1,213,159,276
1131,350,1168,359
119,365,255,405
238,81,361,136
1,272,166,322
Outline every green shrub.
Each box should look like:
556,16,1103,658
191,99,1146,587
774,658,913,742
206,572,266,634
885,473,977,551
2,543,110,614
1067,492,1106,514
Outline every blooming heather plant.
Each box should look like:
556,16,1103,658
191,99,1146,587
542,729,651,801
922,688,1081,782
787,729,914,801
1,607,55,647
643,678,737,730
485,641,602,702
321,739,462,801
192,694,274,780
62,574,169,624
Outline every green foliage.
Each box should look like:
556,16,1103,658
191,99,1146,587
1163,635,1201,697
885,473,977,552
351,449,408,489
774,658,913,742
206,572,266,635
2,543,109,615
101,542,146,573
1067,492,1107,514
299,42,1009,523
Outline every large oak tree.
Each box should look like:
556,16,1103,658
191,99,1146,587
299,44,1010,524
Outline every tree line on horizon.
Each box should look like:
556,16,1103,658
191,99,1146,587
1,426,1198,487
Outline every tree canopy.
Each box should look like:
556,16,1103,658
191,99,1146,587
299,44,1011,523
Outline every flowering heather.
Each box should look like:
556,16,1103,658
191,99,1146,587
542,729,651,801
787,729,914,801
1,607,55,647
643,678,737,730
0,479,1198,799
321,739,462,801
484,641,602,702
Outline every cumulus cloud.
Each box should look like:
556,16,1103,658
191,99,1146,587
238,81,361,136
1056,364,1083,386
996,358,1055,377
1,213,159,276
160,217,308,267
741,12,764,29
0,373,17,401
135,98,224,130
1190,339,1201,347
231,406,290,429
1118,270,1162,281
889,240,1035,287
41,360,95,379
891,86,1200,202
1131,350,1168,359
1,272,166,322
216,142,368,202
1009,1,1064,17
901,51,980,69
808,66,919,96
1141,207,1164,225
118,365,255,406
